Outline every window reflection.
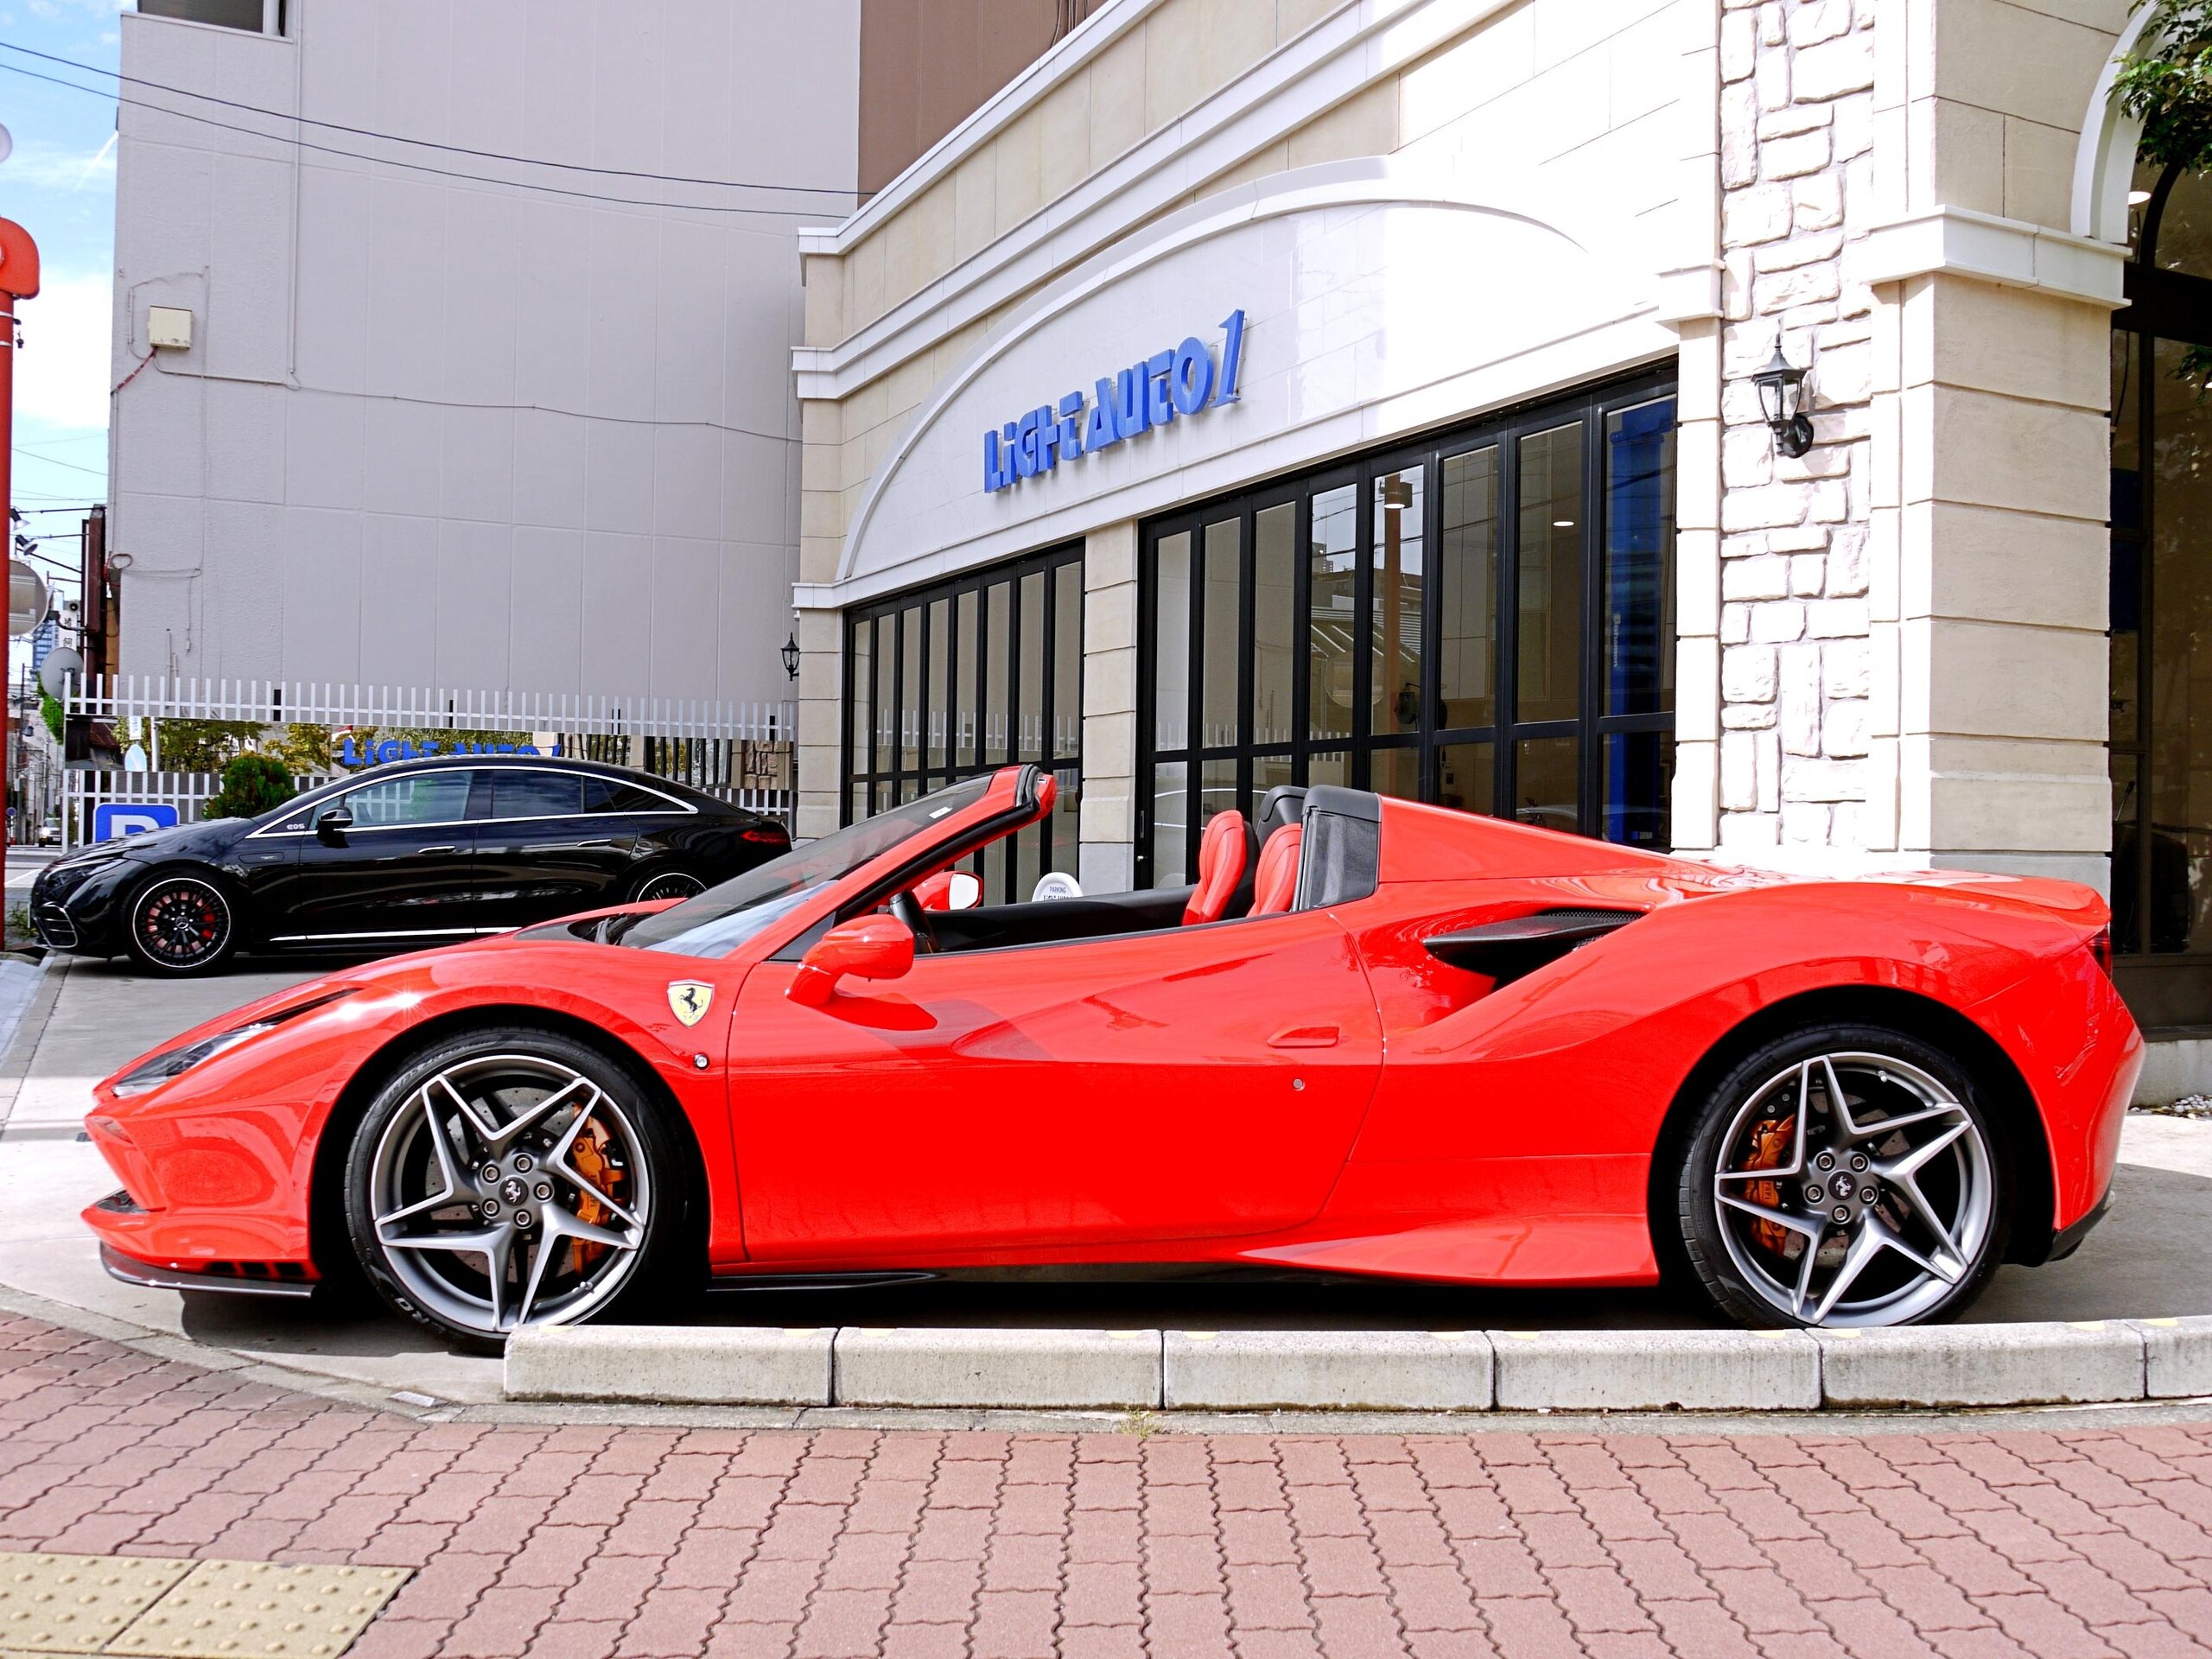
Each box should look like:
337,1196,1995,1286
1135,385,1675,885
2147,334,2212,953
1254,504,1296,748
1371,470,1424,740
1517,423,1584,724
1310,487,1357,741
842,546,1084,902
1439,448,1497,733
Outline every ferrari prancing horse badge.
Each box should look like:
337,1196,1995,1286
667,981,714,1027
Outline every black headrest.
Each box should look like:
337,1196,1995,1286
1256,785,1308,839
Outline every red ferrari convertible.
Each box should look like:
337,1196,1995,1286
82,765,2139,1347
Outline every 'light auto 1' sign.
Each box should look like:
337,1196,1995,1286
337,736,564,767
982,309,1247,493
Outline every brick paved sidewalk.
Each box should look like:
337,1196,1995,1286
4,1313,2212,1658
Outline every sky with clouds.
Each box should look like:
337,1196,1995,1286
1,0,123,602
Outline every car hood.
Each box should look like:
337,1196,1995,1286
111,818,246,860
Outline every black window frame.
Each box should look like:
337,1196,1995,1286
841,542,1084,905
1135,369,1678,887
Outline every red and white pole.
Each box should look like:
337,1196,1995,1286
0,220,42,883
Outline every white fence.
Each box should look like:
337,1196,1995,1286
58,677,797,849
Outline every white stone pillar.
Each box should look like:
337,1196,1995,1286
1079,520,1138,895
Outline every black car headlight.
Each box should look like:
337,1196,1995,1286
110,988,359,1097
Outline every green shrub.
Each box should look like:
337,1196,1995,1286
205,753,296,820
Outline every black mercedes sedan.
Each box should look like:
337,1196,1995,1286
31,755,791,975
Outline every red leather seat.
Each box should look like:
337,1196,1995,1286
1183,810,1249,925
1250,823,1302,916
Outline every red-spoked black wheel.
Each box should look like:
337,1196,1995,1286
126,874,238,975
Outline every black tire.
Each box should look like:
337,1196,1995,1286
124,870,242,976
1672,1021,2012,1329
342,1026,697,1351
630,866,708,905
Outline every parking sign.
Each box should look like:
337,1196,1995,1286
92,803,180,842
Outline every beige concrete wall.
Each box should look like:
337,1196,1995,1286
1866,0,2124,882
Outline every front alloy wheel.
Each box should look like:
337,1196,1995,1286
126,874,238,975
346,1032,682,1347
632,868,707,905
1677,1027,2007,1327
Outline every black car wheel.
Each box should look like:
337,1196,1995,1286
124,873,240,976
343,1027,692,1351
632,868,707,905
1672,1022,2010,1329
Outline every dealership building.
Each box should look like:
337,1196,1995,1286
99,0,2212,1046
788,0,2212,1040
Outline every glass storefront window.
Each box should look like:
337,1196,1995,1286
842,543,1083,904
1310,486,1357,743
1137,374,1676,887
1439,447,1498,733
1516,423,1583,725
1253,504,1297,750
1605,400,1677,717
1154,532,1192,753
2112,153,2212,1022
1202,519,1242,749
1371,469,1424,741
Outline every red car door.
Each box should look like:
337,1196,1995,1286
728,906,1383,1262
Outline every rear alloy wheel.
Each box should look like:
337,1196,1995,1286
345,1031,685,1349
1675,1025,2009,1328
632,868,707,905
125,874,238,976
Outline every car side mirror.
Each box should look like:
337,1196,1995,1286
315,807,353,846
913,869,983,912
787,917,915,1007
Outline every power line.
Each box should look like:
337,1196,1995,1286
11,450,105,480
0,39,871,200
0,60,851,219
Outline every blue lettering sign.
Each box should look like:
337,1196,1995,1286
982,309,1246,494
336,735,559,768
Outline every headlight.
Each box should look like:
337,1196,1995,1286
109,988,359,1097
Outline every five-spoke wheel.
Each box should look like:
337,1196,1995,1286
345,1031,681,1348
1675,1026,2007,1328
126,874,238,976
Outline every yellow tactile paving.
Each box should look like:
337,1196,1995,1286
107,1562,409,1659
0,1555,194,1655
0,1555,409,1659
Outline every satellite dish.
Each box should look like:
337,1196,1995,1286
39,646,82,701
0,125,13,166
8,560,48,638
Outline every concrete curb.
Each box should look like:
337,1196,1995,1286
502,1318,2212,1414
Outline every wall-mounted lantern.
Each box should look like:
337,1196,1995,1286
1752,340,1815,458
780,631,800,682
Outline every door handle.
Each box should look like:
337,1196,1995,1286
416,845,458,856
1268,1024,1338,1049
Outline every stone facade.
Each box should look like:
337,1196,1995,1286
1713,0,1880,858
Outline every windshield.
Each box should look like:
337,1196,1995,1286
613,774,995,960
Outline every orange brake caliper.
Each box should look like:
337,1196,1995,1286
568,1121,624,1273
1739,1114,1797,1255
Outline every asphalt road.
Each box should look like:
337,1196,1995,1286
0,951,2205,1406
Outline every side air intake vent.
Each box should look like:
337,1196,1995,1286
1421,907,1640,985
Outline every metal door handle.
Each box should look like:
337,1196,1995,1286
1268,1025,1339,1049
416,845,457,856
